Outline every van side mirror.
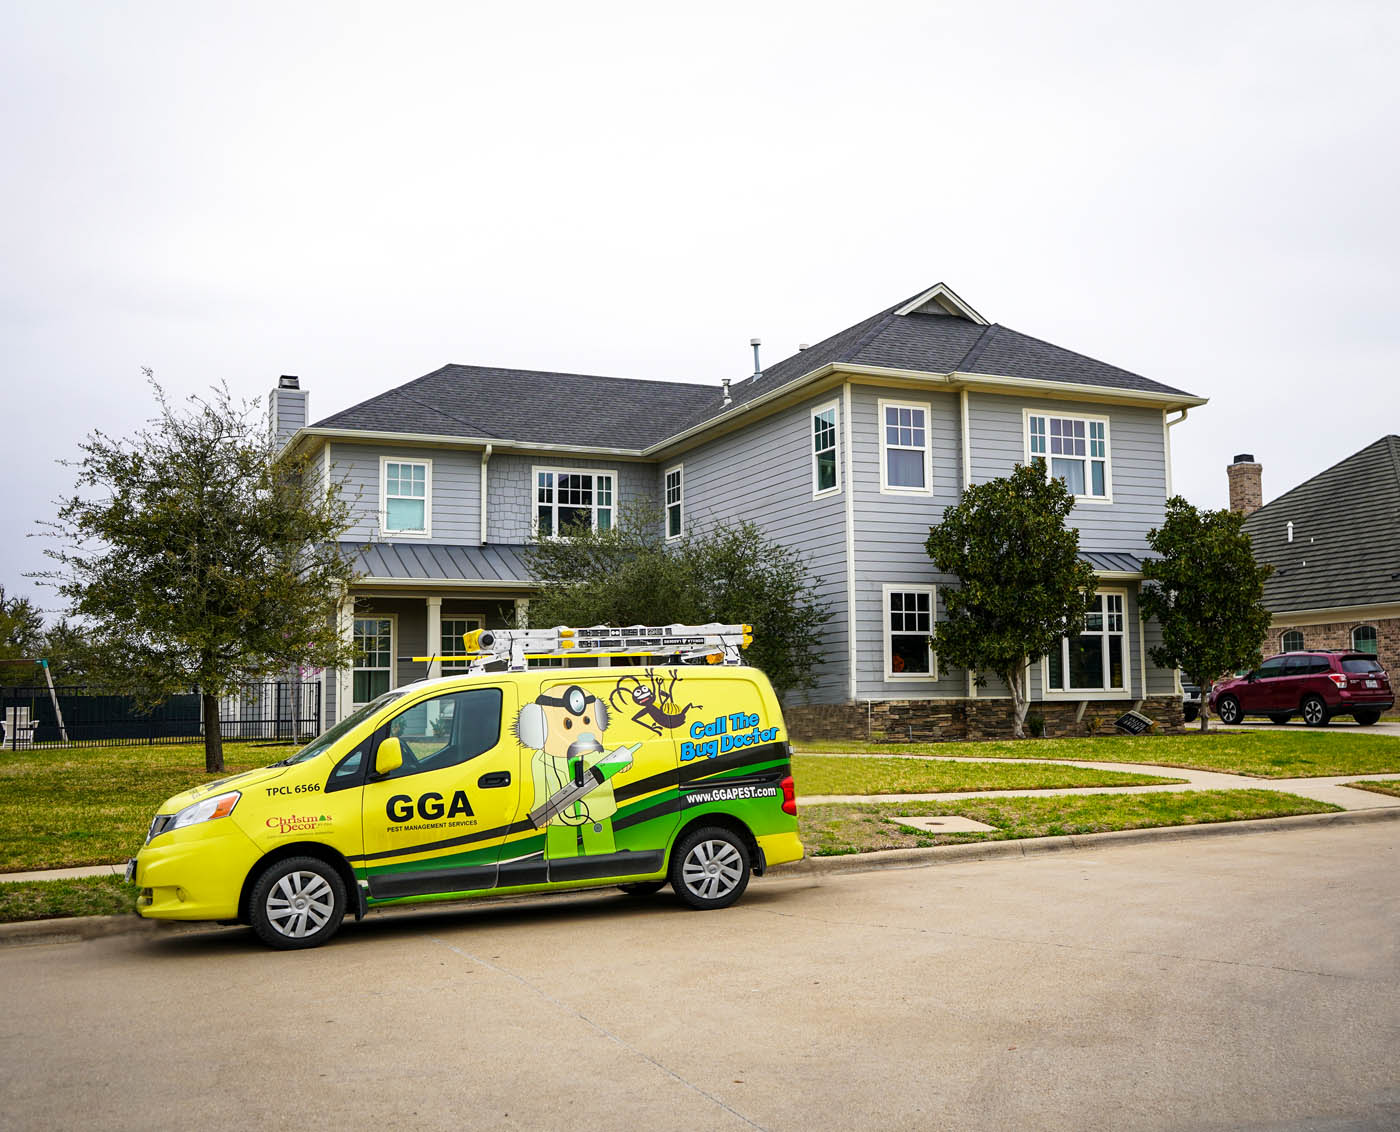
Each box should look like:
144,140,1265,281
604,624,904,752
375,737,403,777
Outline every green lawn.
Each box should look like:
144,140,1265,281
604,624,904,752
791,755,1182,795
0,742,277,872
799,790,1341,856
1345,779,1400,798
0,876,140,923
795,730,1400,779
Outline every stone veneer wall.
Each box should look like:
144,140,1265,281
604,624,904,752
785,695,1186,742
1267,616,1399,680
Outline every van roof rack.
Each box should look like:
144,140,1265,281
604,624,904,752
455,623,754,673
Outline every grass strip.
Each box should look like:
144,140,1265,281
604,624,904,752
798,789,1341,856
0,876,139,923
791,755,1181,795
795,730,1400,779
0,742,275,872
1344,780,1400,798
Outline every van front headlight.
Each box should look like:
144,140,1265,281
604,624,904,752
170,791,241,831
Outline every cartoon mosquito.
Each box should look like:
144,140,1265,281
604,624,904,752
609,669,700,736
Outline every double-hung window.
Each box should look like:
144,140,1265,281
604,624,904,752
1046,592,1127,693
665,466,683,539
534,468,615,537
879,400,931,493
1027,412,1110,500
884,585,936,679
381,458,431,536
352,617,394,706
812,402,839,496
441,616,483,671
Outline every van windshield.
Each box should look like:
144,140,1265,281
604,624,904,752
273,691,408,766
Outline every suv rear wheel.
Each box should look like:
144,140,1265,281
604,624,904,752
1301,695,1331,727
1354,710,1381,726
1216,695,1242,724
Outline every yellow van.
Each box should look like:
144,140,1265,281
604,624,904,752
129,627,803,949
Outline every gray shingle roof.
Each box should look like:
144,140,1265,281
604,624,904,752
310,286,1199,448
1242,436,1400,613
344,542,536,586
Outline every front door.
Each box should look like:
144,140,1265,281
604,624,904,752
359,684,521,901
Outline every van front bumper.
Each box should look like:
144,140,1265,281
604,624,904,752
132,824,263,922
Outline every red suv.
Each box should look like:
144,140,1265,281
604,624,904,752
1210,651,1393,727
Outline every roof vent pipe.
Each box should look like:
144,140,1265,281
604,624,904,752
798,343,810,351
721,377,732,407
750,338,762,379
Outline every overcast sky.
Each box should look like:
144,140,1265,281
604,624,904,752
3,0,1397,618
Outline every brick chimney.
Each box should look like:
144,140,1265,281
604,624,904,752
1227,453,1262,515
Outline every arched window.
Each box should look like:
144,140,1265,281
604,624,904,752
1351,625,1378,654
1280,629,1304,652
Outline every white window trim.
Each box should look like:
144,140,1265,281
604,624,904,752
664,464,684,540
1351,625,1378,652
379,456,433,538
1039,589,1131,699
811,400,841,499
1023,408,1113,505
878,398,934,496
440,615,484,670
351,612,397,706
1281,629,1305,652
531,465,619,538
881,583,939,682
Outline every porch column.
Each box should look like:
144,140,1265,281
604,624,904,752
337,594,355,724
425,595,443,680
514,597,529,629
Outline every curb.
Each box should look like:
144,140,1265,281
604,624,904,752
781,805,1400,877
3,807,1397,947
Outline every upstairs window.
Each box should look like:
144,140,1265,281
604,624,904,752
665,465,684,539
812,402,839,496
879,400,931,493
1027,413,1110,500
1046,592,1127,693
535,468,614,537
1352,625,1378,654
382,459,430,535
1280,629,1304,652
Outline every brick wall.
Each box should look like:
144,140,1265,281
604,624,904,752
1267,616,1398,676
785,695,1186,742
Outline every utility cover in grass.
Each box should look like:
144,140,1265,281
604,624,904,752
886,815,997,834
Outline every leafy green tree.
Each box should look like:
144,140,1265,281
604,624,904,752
37,379,359,771
925,464,1097,738
524,501,828,697
0,584,46,687
1139,496,1274,731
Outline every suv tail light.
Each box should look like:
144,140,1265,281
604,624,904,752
1327,673,1348,689
779,775,797,816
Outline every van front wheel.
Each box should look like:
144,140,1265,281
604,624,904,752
670,827,750,910
249,857,346,949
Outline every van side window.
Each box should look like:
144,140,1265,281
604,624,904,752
383,688,503,780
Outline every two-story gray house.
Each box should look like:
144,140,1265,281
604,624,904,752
272,283,1206,739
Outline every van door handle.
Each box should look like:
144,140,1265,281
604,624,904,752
478,771,511,789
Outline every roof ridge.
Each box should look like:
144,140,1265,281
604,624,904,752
441,363,710,392
953,323,1000,372
1247,436,1400,522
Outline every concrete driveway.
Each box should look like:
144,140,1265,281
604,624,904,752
1228,718,1400,736
2,822,1398,1131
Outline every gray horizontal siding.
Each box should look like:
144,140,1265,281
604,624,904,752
331,442,483,545
675,391,849,704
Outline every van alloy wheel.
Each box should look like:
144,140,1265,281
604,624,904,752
670,826,751,910
249,856,347,949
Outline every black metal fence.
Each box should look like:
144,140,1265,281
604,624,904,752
0,682,322,750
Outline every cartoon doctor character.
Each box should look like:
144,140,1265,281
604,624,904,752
515,684,640,858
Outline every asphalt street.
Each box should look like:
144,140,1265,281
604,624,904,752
2,823,1398,1132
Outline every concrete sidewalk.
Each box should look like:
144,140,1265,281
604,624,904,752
1,863,129,884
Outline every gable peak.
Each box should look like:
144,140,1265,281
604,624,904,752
893,282,988,325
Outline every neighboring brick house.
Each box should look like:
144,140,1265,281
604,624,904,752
272,282,1208,740
1232,438,1400,675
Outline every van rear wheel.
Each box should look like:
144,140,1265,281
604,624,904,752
249,856,346,950
670,827,750,910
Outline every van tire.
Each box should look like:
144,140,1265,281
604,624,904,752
670,827,750,910
618,881,667,896
249,856,346,950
